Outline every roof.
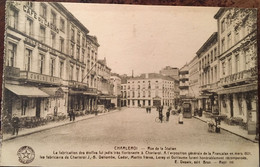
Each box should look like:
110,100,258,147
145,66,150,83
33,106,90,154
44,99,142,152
53,3,89,34
128,73,175,81
196,32,218,56
5,84,49,97
214,8,225,19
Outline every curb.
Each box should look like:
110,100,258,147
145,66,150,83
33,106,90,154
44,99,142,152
2,109,121,142
193,116,258,143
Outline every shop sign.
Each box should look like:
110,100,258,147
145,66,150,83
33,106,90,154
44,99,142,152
23,5,59,34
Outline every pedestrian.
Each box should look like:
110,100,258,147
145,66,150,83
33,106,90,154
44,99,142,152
146,107,148,113
68,111,72,121
149,107,151,113
159,106,163,123
178,110,183,124
72,111,75,121
166,110,170,122
11,114,20,136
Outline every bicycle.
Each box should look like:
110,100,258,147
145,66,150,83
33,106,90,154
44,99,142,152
155,116,167,123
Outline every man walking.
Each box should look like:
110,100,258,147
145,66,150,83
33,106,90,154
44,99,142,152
11,114,20,136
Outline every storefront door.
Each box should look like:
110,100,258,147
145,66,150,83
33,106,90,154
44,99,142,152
36,99,41,118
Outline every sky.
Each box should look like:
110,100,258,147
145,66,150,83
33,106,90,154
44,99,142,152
62,3,220,76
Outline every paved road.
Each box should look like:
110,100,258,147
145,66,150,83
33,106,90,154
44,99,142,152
1,108,258,167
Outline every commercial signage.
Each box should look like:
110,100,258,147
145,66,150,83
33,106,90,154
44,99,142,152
23,5,59,34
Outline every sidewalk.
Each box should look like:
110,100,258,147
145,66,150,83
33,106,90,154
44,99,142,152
194,115,258,143
2,109,121,142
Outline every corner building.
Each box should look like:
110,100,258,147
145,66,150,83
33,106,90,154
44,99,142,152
214,8,257,134
127,73,176,107
4,2,99,123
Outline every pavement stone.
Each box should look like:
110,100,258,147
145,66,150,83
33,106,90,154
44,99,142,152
1,109,121,142
194,115,258,143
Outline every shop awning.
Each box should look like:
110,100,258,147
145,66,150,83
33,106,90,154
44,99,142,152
217,83,257,95
99,94,116,100
83,92,97,96
40,87,64,97
5,84,49,97
69,90,84,95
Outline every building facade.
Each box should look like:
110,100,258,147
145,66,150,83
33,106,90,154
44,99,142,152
214,8,257,133
96,58,114,109
160,66,179,80
196,32,219,113
4,2,100,128
127,73,176,108
188,55,200,113
110,74,122,107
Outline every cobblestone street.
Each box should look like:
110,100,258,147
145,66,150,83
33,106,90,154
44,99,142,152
1,107,258,166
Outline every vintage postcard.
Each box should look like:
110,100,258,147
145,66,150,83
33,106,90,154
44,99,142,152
1,1,258,166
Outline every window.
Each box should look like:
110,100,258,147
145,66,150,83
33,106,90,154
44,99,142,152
91,50,94,60
50,11,56,26
60,18,65,32
39,26,46,43
227,33,232,49
211,51,213,62
59,61,64,78
77,32,80,44
76,68,79,81
143,91,145,97
222,62,226,76
69,65,73,80
82,37,85,47
70,43,75,57
221,38,225,53
25,49,32,71
60,37,64,52
26,17,33,36
132,91,135,98
50,58,55,76
234,29,239,43
81,69,84,82
221,19,225,33
9,7,18,29
214,66,217,82
71,28,75,41
81,49,85,63
40,3,47,19
228,58,232,75
6,42,16,67
76,47,80,60
235,54,240,73
51,32,56,48
214,47,217,61
39,54,45,74
88,47,90,58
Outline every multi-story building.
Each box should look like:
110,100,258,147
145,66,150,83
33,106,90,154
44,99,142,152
196,32,219,113
188,55,200,112
120,74,131,107
214,8,257,133
127,73,176,107
4,2,99,124
110,74,121,107
160,66,179,80
96,58,114,109
179,64,189,99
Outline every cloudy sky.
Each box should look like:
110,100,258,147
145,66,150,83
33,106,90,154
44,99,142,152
62,3,219,76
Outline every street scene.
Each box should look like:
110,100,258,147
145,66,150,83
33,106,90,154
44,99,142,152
1,1,259,167
1,108,258,166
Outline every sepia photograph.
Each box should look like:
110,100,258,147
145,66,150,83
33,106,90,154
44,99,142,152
0,1,258,166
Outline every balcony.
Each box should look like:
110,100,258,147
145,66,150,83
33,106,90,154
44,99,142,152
20,71,62,85
68,80,88,89
219,67,257,87
5,66,20,78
